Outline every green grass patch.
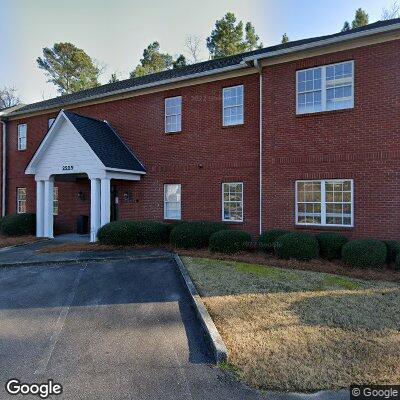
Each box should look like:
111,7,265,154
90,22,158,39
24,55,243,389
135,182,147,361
319,275,361,291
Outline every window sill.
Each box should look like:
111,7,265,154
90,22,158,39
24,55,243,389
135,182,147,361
222,123,244,129
17,149,27,152
295,107,354,118
165,131,183,135
222,220,243,224
295,224,354,231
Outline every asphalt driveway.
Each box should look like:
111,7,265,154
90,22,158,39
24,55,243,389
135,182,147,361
0,256,272,400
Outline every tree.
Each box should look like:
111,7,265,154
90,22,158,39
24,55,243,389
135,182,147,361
37,43,101,95
130,42,173,78
352,8,369,28
382,1,400,19
281,33,289,44
206,12,262,58
185,35,202,63
341,21,351,32
109,73,119,83
0,86,21,110
173,55,187,69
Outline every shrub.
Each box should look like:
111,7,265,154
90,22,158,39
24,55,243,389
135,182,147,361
1,213,36,236
170,221,226,249
383,240,400,264
275,232,319,261
258,229,290,253
316,232,348,260
209,230,251,254
97,220,169,246
342,239,387,269
394,253,400,271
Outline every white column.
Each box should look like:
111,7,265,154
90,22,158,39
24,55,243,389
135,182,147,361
90,178,101,242
100,178,111,227
43,178,54,238
36,180,45,237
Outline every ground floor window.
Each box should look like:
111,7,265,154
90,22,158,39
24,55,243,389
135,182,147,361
17,188,26,214
164,184,181,220
222,182,243,222
53,186,59,215
296,179,353,227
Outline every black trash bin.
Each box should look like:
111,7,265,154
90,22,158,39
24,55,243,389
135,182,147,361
77,215,89,234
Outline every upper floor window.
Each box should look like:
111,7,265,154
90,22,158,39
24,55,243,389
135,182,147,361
164,184,181,220
296,61,354,114
17,188,26,214
17,124,27,150
222,182,243,222
48,118,55,128
223,85,243,126
165,96,182,133
296,179,353,227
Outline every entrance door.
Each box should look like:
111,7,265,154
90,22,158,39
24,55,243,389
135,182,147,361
110,186,119,222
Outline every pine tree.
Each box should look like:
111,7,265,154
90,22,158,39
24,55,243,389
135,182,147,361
281,33,289,44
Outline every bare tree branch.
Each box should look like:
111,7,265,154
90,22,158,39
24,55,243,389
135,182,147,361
382,1,400,19
0,86,21,110
184,35,202,63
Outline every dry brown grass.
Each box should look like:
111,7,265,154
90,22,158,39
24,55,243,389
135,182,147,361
0,235,38,248
184,257,400,392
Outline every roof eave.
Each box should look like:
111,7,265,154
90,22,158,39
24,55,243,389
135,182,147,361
243,22,400,63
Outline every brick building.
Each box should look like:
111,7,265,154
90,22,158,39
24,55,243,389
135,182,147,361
1,19,399,241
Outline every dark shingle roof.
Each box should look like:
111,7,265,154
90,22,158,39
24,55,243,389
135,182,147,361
8,18,400,117
64,111,146,173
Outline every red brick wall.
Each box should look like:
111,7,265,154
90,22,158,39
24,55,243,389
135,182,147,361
262,39,400,240
5,74,261,234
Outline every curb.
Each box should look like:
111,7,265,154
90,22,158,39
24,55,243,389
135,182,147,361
173,253,228,365
0,254,173,268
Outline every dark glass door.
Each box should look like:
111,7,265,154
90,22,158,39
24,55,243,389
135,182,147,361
110,186,119,222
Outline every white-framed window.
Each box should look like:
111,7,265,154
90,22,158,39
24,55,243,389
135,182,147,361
295,179,354,227
222,182,243,222
17,124,27,150
223,85,243,126
296,61,354,114
164,184,181,220
48,118,55,128
17,188,26,214
165,96,182,133
53,186,59,215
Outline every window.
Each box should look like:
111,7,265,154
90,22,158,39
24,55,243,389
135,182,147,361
53,187,59,215
296,179,353,227
296,61,354,114
48,118,55,128
222,182,243,222
165,96,182,133
17,124,27,150
164,184,181,220
223,85,243,126
17,188,26,214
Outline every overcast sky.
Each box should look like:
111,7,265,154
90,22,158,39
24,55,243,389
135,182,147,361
0,0,393,104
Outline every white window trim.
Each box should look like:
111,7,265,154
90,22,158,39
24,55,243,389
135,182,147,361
165,96,182,133
17,187,26,214
296,60,354,115
295,179,354,227
17,124,27,151
222,85,244,126
164,184,181,220
222,182,244,223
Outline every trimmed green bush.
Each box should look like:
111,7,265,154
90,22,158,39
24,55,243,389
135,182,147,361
275,232,319,261
170,221,226,249
97,220,169,246
1,213,36,236
383,240,400,264
394,253,400,271
342,239,387,268
258,229,290,253
316,232,348,260
209,230,251,254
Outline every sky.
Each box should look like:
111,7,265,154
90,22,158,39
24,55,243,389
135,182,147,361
0,0,394,104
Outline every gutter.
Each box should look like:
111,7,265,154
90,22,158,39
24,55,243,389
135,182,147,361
254,60,263,235
9,62,251,118
243,22,400,63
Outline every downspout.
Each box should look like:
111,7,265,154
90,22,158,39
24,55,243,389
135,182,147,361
254,59,263,235
0,118,6,217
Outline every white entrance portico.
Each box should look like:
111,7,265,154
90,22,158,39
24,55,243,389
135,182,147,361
25,110,146,242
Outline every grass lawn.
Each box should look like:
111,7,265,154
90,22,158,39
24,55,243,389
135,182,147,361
0,235,38,248
183,257,400,392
